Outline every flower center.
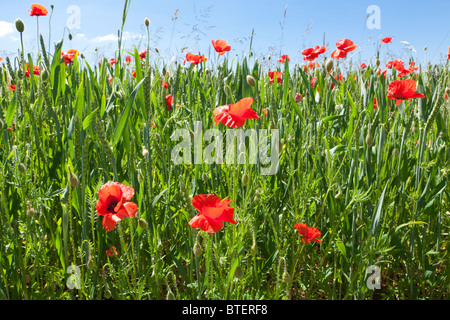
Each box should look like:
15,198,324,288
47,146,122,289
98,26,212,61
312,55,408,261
108,201,118,212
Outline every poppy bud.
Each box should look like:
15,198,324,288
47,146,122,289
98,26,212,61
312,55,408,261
246,75,256,87
68,33,73,41
15,18,25,33
144,18,151,27
80,53,85,60
26,207,36,218
282,270,290,283
138,218,148,229
142,147,149,157
155,48,159,54
250,244,258,256
205,68,210,74
234,266,244,279
69,172,79,188
166,289,175,300
18,163,26,173
268,55,271,60
242,173,249,185
393,148,399,158
375,58,380,67
325,58,333,73
104,289,112,299
193,243,202,257
365,133,374,147
254,193,260,204
41,69,49,81
87,257,95,270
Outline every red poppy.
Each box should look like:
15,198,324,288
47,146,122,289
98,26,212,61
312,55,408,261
139,50,147,60
278,54,290,63
211,39,231,55
106,246,118,257
268,71,283,85
95,182,138,232
0,57,3,62
303,62,320,71
294,223,322,244
9,84,16,91
331,39,357,59
165,94,173,111
448,46,450,60
373,97,377,109
63,49,79,65
109,58,116,66
386,59,404,70
125,56,132,64
310,77,317,88
262,108,268,117
388,79,425,106
188,194,236,233
28,4,48,16
184,53,207,65
301,45,326,61
213,97,259,128
8,125,15,132
397,61,418,78
160,79,168,89
381,37,393,44
360,63,367,68
109,77,113,84
25,63,39,77
294,93,302,102
132,70,136,78
378,69,387,77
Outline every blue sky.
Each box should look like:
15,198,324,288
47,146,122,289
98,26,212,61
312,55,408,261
1,0,449,68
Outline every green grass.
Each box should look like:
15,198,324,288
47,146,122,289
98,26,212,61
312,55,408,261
0,4,450,301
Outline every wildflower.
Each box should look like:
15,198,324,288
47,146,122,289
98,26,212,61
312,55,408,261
106,246,118,257
302,45,326,61
139,49,147,60
160,79,168,89
278,54,290,63
63,49,79,65
95,182,138,232
303,61,320,71
132,70,136,78
262,108,268,117
360,63,367,68
294,93,302,102
331,39,357,59
213,97,259,128
381,37,393,44
125,56,132,64
448,46,450,60
268,71,283,85
310,77,317,88
188,194,236,233
165,94,173,111
184,53,207,65
109,58,116,66
387,79,425,106
294,223,322,244
211,39,231,55
28,4,48,16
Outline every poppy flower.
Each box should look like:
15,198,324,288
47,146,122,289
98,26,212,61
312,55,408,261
373,97,377,109
188,194,236,233
109,58,116,66
125,56,132,64
294,223,322,244
386,59,404,70
381,37,393,44
294,93,302,102
0,57,2,62
213,97,259,128
160,79,168,89
303,62,320,71
95,182,138,232
106,246,118,257
139,50,147,60
310,77,317,88
9,84,16,91
397,61,418,78
268,71,283,85
331,39,357,59
165,94,173,111
262,108,268,117
184,53,207,65
28,4,48,16
360,63,367,68
387,79,425,106
301,45,326,61
109,77,113,84
278,54,290,63
448,46,450,60
8,125,15,132
63,49,79,65
132,70,136,78
211,39,231,55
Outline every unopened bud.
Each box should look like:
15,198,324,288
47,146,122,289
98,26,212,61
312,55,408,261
375,58,380,67
365,133,374,147
15,18,25,33
166,289,175,300
138,218,148,229
246,75,256,87
69,172,79,188
41,69,49,81
282,270,290,283
193,243,202,257
68,33,73,41
18,163,26,173
26,207,36,217
144,18,151,27
242,173,249,185
325,58,333,73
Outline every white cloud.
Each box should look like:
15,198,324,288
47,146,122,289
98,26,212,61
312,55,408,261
89,31,143,43
0,21,14,38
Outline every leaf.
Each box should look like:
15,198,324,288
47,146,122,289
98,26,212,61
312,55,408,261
74,79,85,122
82,107,99,130
395,221,428,233
371,180,389,236
5,96,16,127
112,78,145,146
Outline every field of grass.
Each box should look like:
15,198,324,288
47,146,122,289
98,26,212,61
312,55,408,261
0,2,449,300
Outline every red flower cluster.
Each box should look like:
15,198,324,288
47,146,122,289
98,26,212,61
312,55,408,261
62,49,79,65
25,63,40,77
302,46,326,61
388,79,425,106
188,194,236,233
211,39,231,55
331,39,357,59
106,246,118,257
95,182,138,231
268,71,283,85
294,223,322,244
278,55,290,63
184,53,207,65
213,97,259,128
